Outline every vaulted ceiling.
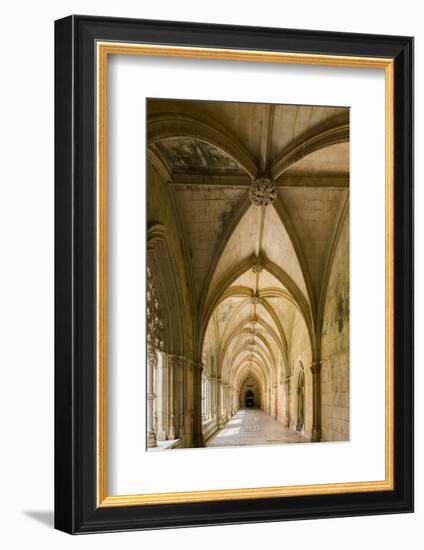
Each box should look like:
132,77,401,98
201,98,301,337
148,98,349,391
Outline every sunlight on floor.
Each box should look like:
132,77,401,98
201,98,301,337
206,408,307,448
215,427,241,438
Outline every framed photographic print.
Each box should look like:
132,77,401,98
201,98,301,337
54,15,414,533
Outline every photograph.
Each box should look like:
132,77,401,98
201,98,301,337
0,0,418,545
52,14,413,533
146,98,350,451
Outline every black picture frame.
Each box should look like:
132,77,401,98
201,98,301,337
55,15,414,534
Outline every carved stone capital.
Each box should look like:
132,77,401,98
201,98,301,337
147,345,158,369
167,354,185,369
193,361,204,372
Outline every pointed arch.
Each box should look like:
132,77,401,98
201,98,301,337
315,194,349,356
270,118,349,179
226,329,277,367
200,256,312,352
147,223,185,355
148,113,258,177
220,314,285,360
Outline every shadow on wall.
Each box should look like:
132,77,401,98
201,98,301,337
23,510,54,529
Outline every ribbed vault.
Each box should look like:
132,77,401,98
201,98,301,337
147,98,349,447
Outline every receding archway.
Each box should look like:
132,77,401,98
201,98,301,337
245,389,254,407
238,375,262,410
146,98,350,449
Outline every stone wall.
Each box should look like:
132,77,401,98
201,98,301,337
287,309,313,435
320,211,349,441
239,377,261,408
148,161,197,447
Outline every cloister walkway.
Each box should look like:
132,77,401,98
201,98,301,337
206,408,307,447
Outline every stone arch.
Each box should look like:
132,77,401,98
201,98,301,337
270,116,349,179
146,98,350,448
200,259,313,356
147,223,185,355
148,113,258,177
238,373,262,408
316,195,349,356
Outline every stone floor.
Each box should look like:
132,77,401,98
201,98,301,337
206,408,307,448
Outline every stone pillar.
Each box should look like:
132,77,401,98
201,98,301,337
223,383,228,421
147,346,157,448
296,386,303,432
310,360,322,442
209,377,215,420
192,361,205,447
167,354,177,440
177,356,185,440
272,384,277,418
208,378,212,419
217,378,224,427
184,361,194,446
282,377,290,428
155,351,168,441
201,375,206,421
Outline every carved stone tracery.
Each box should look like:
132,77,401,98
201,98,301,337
147,267,164,353
251,264,263,273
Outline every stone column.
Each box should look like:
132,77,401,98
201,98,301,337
282,377,290,428
208,378,213,420
296,386,303,432
177,356,185,440
192,361,205,447
217,378,224,428
167,354,177,440
209,378,214,419
155,351,168,441
310,360,322,442
205,376,210,419
147,345,157,448
185,360,193,446
223,383,228,421
272,384,277,418
201,375,206,421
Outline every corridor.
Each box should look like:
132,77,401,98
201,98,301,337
146,98,350,449
206,409,307,448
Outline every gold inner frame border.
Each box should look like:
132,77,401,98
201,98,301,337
96,41,394,508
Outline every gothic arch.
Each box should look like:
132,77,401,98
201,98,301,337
146,98,350,449
148,113,258,177
147,224,185,355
